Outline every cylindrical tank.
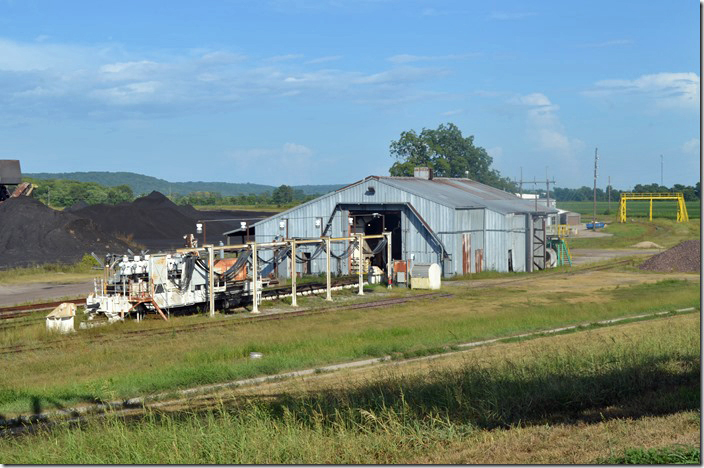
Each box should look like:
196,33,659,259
410,263,441,289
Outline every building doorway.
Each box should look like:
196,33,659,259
349,210,402,270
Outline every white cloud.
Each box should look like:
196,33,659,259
305,55,342,64
682,138,700,154
510,92,583,160
0,37,454,121
585,72,700,110
283,142,313,156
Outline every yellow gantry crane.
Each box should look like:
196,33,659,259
618,192,689,223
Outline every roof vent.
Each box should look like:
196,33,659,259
413,167,433,180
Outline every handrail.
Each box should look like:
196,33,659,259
619,192,684,199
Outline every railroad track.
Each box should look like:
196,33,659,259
0,259,638,332
0,298,85,320
0,292,451,355
0,279,357,323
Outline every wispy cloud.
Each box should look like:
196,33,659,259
264,53,304,62
509,92,584,164
441,109,463,116
0,37,453,121
488,11,536,21
682,138,700,154
584,72,700,110
387,53,479,64
305,55,342,64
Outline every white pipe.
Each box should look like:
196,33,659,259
291,240,298,307
252,242,259,314
325,236,332,301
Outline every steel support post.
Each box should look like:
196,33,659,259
291,240,298,306
251,242,259,314
325,236,332,301
649,199,653,221
208,245,215,317
385,231,392,289
357,234,364,295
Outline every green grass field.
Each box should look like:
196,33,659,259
558,200,700,220
0,275,699,417
565,217,700,249
0,313,698,464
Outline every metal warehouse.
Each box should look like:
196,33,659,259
226,167,558,278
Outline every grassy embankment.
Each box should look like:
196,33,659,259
0,254,100,285
0,313,698,464
0,269,698,417
565,217,700,250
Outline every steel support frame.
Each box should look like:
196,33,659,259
618,192,689,223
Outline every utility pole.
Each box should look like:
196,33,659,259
593,148,599,228
545,167,551,209
660,154,663,187
516,175,556,210
519,167,523,197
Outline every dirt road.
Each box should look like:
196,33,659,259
0,281,92,307
569,248,661,265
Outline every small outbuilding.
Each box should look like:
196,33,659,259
46,302,76,333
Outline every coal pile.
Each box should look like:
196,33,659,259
0,197,129,268
639,240,701,273
65,191,274,251
70,191,200,251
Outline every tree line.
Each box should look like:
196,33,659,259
27,177,135,207
26,177,320,208
170,185,318,206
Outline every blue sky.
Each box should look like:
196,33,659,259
0,0,699,189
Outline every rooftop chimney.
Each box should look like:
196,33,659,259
413,167,433,180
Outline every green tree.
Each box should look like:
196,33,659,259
272,185,294,205
106,185,134,204
389,123,516,191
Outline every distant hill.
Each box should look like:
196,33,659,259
25,171,345,196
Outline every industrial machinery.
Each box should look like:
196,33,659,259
86,231,392,322
0,160,33,202
86,251,258,322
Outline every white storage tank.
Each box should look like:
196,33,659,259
410,263,441,290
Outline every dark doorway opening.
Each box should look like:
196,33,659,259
349,210,402,271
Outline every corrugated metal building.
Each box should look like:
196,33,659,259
226,168,557,278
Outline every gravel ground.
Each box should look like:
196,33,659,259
639,240,701,272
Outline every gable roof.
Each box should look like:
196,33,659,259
224,175,556,235
376,176,557,214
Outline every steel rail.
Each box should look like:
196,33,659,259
0,292,450,355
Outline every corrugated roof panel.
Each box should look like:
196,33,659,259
377,177,556,214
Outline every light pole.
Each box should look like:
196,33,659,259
660,154,663,187
593,148,599,229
